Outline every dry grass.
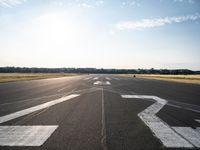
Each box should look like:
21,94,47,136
120,74,200,85
0,73,78,83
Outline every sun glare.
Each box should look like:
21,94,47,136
34,12,79,45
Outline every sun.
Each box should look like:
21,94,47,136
34,11,79,44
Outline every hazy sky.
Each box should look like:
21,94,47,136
0,0,200,70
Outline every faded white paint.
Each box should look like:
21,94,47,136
173,127,200,148
93,77,99,80
121,95,200,148
195,119,200,124
0,126,57,146
0,94,80,146
93,81,111,85
101,88,107,150
196,127,200,133
0,94,79,124
94,81,102,85
105,81,111,85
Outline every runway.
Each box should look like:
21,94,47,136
0,74,200,150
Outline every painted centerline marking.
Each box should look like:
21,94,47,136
101,88,107,150
122,95,200,148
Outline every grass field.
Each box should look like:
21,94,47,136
121,74,200,85
0,73,79,83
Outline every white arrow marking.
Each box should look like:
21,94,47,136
196,127,200,133
0,94,79,146
173,127,200,148
121,95,200,148
105,77,111,80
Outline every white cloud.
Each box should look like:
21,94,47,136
173,0,194,3
78,2,93,8
129,0,141,7
52,1,63,7
121,0,141,8
95,0,104,6
115,14,200,30
0,0,27,8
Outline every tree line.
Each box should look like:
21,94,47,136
0,67,199,74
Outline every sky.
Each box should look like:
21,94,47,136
0,0,200,70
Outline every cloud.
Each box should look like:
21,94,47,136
121,0,141,8
173,0,194,3
95,0,104,6
129,0,141,7
0,0,27,8
115,14,200,30
78,3,93,8
78,1,104,8
52,1,63,7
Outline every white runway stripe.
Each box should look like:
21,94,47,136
93,77,99,80
94,81,102,85
0,94,80,146
0,126,57,146
93,81,111,85
122,95,196,148
196,127,200,133
173,127,200,148
105,81,111,85
195,119,200,123
139,114,193,148
0,94,79,124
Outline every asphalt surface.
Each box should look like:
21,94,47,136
0,74,200,150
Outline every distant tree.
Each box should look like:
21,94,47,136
0,67,197,74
